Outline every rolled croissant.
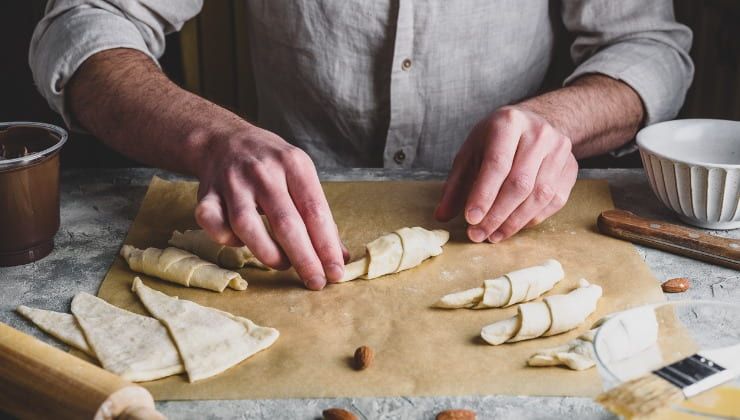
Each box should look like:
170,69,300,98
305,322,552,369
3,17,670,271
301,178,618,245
339,227,450,282
435,259,564,309
481,279,602,345
120,245,247,292
169,229,268,270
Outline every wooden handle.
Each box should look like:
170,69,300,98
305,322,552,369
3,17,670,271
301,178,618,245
598,209,740,270
0,322,166,420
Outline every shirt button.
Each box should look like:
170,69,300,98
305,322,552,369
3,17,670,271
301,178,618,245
393,150,406,164
401,58,412,71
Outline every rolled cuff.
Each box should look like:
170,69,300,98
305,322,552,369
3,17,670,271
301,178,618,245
564,40,693,126
29,9,160,130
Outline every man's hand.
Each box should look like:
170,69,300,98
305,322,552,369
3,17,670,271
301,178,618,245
195,126,348,290
67,48,347,290
435,106,578,243
435,75,645,242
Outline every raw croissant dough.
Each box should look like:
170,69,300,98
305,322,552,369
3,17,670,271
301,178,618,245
434,259,564,309
16,305,94,356
481,279,602,345
339,227,450,282
527,328,598,371
169,229,268,270
120,245,247,292
132,277,280,382
71,292,185,382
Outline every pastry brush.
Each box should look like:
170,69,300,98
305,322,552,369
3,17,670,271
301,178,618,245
595,343,740,419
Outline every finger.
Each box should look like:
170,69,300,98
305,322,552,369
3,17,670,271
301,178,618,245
435,145,476,222
471,127,552,241
488,140,571,242
463,116,521,227
255,173,327,290
222,178,289,270
527,154,578,227
194,188,242,247
284,150,345,283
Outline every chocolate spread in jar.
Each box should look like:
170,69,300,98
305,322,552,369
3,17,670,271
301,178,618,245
0,124,67,266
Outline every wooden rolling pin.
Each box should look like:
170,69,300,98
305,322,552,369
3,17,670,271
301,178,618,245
0,321,166,420
598,209,740,270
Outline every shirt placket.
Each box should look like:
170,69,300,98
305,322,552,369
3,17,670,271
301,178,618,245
383,0,420,168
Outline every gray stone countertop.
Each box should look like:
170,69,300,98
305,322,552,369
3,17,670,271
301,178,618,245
1,168,737,420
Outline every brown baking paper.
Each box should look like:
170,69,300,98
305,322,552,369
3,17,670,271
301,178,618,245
96,177,666,400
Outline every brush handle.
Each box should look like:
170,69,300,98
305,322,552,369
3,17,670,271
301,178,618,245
0,322,165,420
597,209,740,270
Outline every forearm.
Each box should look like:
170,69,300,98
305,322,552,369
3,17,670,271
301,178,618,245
66,48,252,176
518,74,645,159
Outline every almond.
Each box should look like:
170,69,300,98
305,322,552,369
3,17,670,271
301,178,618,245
436,409,477,420
661,277,690,293
353,345,374,370
322,408,358,420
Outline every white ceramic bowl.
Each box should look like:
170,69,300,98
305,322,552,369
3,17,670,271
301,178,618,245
636,119,740,229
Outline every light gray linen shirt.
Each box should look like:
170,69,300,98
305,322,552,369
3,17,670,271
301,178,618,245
30,0,693,170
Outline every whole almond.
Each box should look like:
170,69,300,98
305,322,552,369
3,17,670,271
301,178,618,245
353,345,374,370
661,277,690,293
323,408,358,420
436,409,477,420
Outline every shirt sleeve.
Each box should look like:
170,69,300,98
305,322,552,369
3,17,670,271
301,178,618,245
561,0,694,125
29,0,203,128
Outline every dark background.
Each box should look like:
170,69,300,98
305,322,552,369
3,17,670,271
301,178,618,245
2,1,739,170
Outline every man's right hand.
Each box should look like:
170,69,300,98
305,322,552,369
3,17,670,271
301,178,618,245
194,127,348,290
66,48,346,290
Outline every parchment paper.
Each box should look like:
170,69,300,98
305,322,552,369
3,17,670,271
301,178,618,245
97,177,666,400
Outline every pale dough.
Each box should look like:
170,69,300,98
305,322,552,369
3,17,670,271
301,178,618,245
169,229,268,270
481,279,602,345
132,277,280,382
338,227,449,282
71,292,184,382
16,305,94,356
120,245,247,292
435,259,564,309
527,328,598,371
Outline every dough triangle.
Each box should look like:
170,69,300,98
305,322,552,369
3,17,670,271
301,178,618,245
71,292,184,382
132,278,279,382
16,305,94,356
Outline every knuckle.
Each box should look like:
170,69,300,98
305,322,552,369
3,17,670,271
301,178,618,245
497,106,521,123
508,173,534,195
484,151,513,174
300,199,326,221
269,209,298,234
533,183,556,203
280,147,311,168
481,214,506,231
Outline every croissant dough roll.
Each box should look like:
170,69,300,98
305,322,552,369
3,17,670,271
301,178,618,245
481,279,602,345
338,227,449,282
120,245,247,292
169,229,268,270
434,259,564,309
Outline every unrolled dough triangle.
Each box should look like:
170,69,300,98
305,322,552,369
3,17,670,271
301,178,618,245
132,278,280,382
71,292,184,382
16,305,94,356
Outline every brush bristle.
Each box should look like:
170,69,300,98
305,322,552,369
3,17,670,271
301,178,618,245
596,374,685,419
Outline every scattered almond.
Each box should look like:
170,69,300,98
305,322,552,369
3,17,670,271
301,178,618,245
353,345,374,370
323,408,358,420
661,277,690,293
436,409,477,420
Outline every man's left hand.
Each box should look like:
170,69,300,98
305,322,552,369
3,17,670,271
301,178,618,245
435,105,578,243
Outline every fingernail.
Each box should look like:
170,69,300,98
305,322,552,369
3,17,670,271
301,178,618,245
468,227,486,243
325,263,344,282
489,232,504,243
306,276,326,291
467,207,484,224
